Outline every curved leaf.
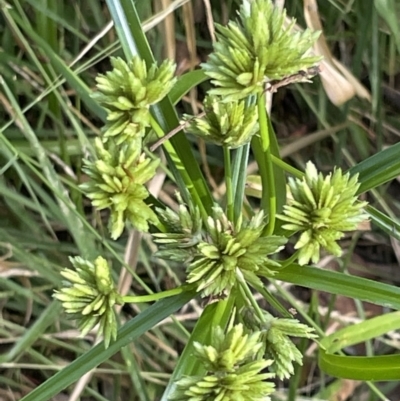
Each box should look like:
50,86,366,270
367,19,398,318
274,264,400,309
349,142,400,194
367,205,400,241
170,70,209,105
319,311,400,380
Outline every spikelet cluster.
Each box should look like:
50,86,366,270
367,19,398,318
80,56,177,239
53,256,123,348
202,0,320,100
185,95,259,148
153,194,203,263
155,203,286,297
93,56,176,144
243,309,318,380
170,324,275,401
81,138,159,239
278,162,368,265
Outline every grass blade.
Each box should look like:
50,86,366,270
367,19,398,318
349,142,400,194
274,264,400,309
319,311,400,380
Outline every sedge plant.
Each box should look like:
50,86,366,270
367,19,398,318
48,0,395,400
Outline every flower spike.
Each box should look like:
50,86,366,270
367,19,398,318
54,256,123,348
278,161,368,265
93,56,176,144
81,138,159,239
185,95,259,148
202,0,321,101
186,206,286,296
170,324,276,401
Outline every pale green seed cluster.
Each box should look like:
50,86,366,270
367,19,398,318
82,56,176,239
53,256,123,348
185,95,259,148
153,194,203,263
81,138,159,239
155,204,286,296
93,56,176,144
188,207,286,296
278,161,368,265
202,0,321,101
170,324,275,401
244,309,318,380
263,316,318,379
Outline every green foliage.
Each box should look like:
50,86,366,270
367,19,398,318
3,0,400,399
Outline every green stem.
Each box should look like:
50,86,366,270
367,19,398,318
257,93,276,235
122,284,195,303
251,283,292,318
236,269,265,322
149,116,209,222
279,250,300,269
271,155,303,179
223,146,234,222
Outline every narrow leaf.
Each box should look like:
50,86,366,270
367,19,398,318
274,264,400,310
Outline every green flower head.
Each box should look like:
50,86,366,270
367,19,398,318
187,206,287,296
243,309,317,379
202,0,321,100
81,138,159,239
53,256,123,348
278,162,368,265
93,56,176,144
153,193,203,263
185,95,259,148
169,324,275,401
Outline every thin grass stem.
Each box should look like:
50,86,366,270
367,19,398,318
257,93,276,236
223,146,234,222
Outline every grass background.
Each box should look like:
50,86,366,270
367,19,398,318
0,0,400,400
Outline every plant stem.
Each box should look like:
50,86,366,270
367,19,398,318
223,146,234,222
257,93,276,235
236,269,265,322
231,143,250,222
279,250,300,269
122,284,195,303
150,116,209,222
271,154,303,179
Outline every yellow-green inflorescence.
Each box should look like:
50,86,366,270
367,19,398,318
202,0,321,101
153,194,203,263
278,161,368,265
93,56,176,144
169,324,276,401
82,56,177,239
185,95,259,148
244,309,318,380
53,256,123,348
155,203,287,297
81,138,159,239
